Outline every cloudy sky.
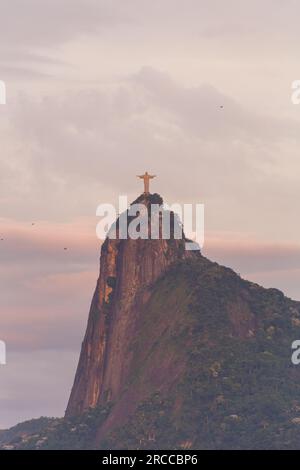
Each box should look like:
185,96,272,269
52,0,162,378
1,0,300,428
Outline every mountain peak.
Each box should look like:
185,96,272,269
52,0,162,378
65,194,197,417
4,222,300,449
132,192,163,206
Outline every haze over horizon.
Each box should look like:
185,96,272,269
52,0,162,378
1,0,300,429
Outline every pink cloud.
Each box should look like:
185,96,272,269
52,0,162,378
0,216,100,262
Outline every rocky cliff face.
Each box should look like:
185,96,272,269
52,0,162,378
58,192,300,450
3,194,300,449
65,193,197,418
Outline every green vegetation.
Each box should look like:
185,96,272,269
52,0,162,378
2,405,112,450
37,405,111,450
103,258,300,449
3,256,300,449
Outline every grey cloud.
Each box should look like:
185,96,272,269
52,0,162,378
132,67,299,142
204,241,300,276
94,0,300,42
0,49,72,81
0,260,95,352
0,65,51,80
4,67,299,221
0,49,69,66
0,350,77,428
0,1,299,53
0,0,121,47
0,232,97,267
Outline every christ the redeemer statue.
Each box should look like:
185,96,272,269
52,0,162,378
137,171,156,194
